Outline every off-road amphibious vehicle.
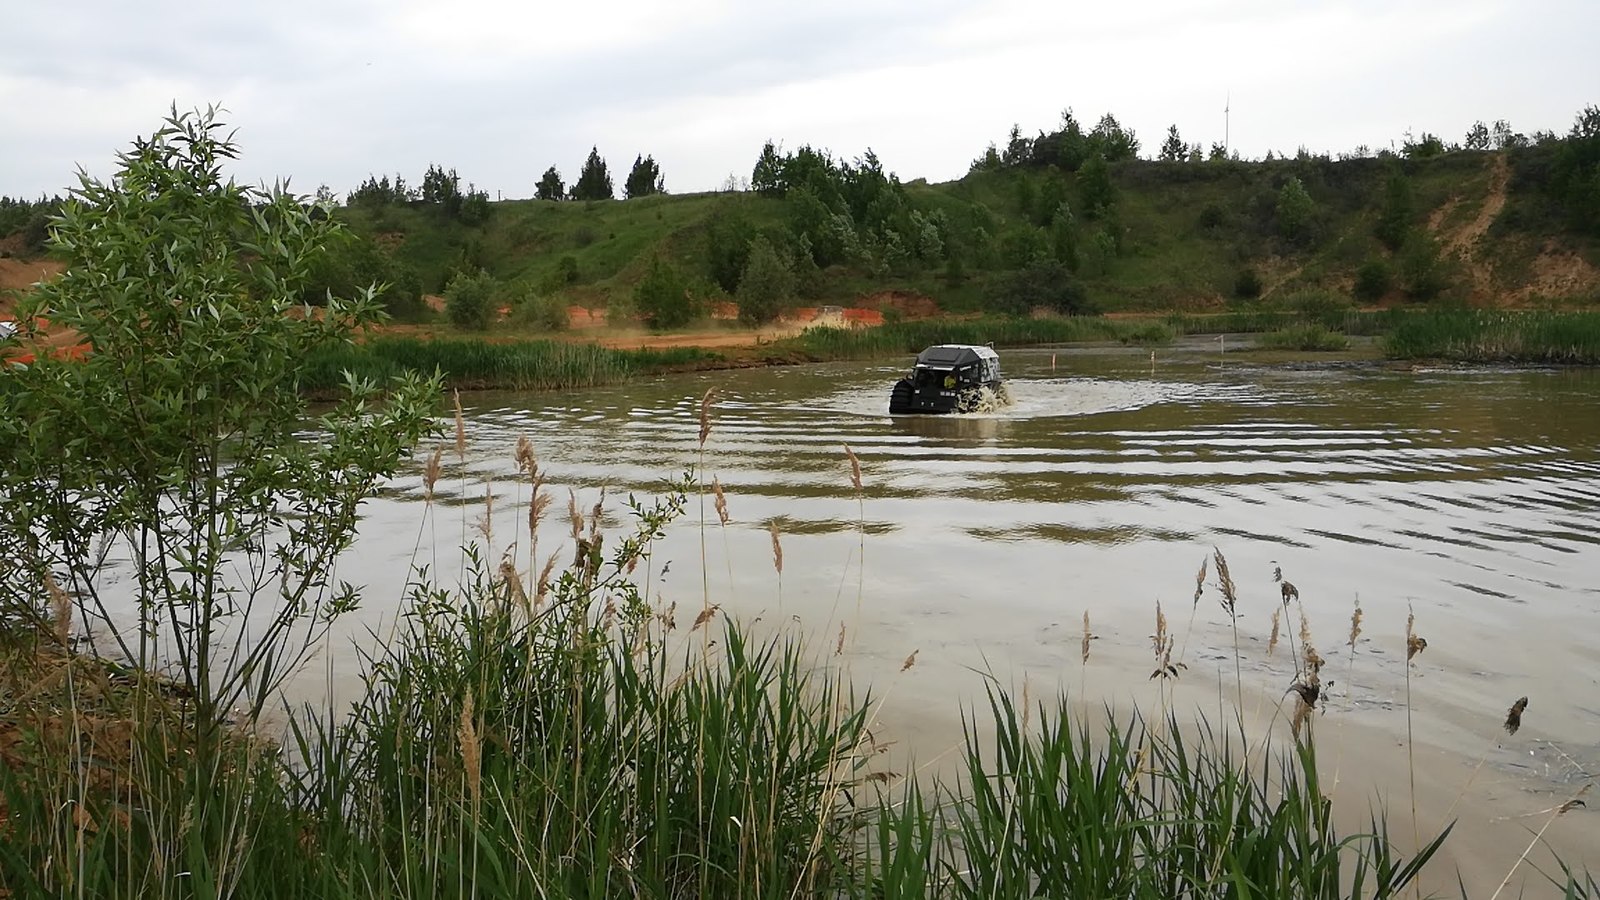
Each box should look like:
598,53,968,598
888,344,1004,415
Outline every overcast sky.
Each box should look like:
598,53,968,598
3,0,1596,201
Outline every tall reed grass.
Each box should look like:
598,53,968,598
786,316,1154,360
1382,310,1600,363
299,336,720,393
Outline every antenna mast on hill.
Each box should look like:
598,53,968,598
1224,92,1231,156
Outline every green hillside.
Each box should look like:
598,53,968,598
7,109,1599,328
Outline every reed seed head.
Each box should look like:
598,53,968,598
697,387,717,447
423,445,443,503
588,489,606,542
1193,557,1208,608
900,649,918,672
535,553,558,607
474,481,495,545
1406,634,1427,660
514,435,537,476
529,489,552,539
458,691,481,806
1405,607,1427,661
453,390,466,462
1299,608,1324,673
691,604,720,632
567,489,583,539
1268,607,1281,657
1081,611,1095,664
844,444,862,492
769,520,783,575
1347,599,1364,650
712,477,730,526
836,623,846,656
1212,547,1237,617
1504,696,1528,735
1281,580,1299,605
499,552,529,613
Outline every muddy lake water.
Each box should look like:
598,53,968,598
305,336,1599,892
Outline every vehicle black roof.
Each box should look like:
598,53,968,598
913,344,994,368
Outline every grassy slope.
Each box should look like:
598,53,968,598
334,148,1598,320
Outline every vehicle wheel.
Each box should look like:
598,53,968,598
888,378,913,415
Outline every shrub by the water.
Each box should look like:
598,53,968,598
1257,324,1351,351
445,268,497,330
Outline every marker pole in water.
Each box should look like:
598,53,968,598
1150,350,1155,376
1051,353,1057,371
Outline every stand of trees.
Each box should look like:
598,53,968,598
0,195,62,255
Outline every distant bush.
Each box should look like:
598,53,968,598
1197,203,1225,231
634,256,699,329
1257,324,1349,351
1234,268,1263,299
445,269,497,331
1354,259,1393,302
572,226,598,248
1399,235,1450,301
558,255,581,285
736,236,794,325
1282,288,1351,328
508,282,568,332
994,259,1093,315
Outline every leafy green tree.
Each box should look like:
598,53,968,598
1050,202,1079,270
421,163,464,216
752,140,785,196
572,147,613,201
1002,124,1033,167
1552,105,1600,235
1375,170,1414,251
445,268,498,329
536,166,565,201
1402,132,1445,159
944,251,968,286
1088,114,1140,161
1491,120,1526,150
1000,227,1048,268
735,236,793,325
1034,171,1069,227
0,108,438,740
1078,154,1116,218
299,229,423,319
1464,121,1491,151
1159,125,1186,162
787,185,847,267
970,143,1002,173
347,173,410,207
459,183,491,225
705,203,753,293
995,259,1091,314
1276,176,1315,244
1354,259,1393,302
1399,234,1450,300
633,255,697,328
625,154,664,199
